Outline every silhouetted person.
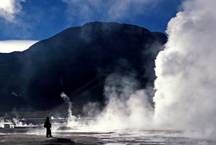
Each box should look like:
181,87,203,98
44,117,52,138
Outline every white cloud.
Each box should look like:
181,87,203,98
0,0,26,22
107,0,158,19
0,40,37,53
62,0,160,21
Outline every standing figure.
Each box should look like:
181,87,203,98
44,117,52,138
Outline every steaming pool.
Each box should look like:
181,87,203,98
0,128,216,145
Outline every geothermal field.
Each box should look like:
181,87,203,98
0,0,216,144
0,91,214,145
0,91,216,145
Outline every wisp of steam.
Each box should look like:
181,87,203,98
60,92,79,127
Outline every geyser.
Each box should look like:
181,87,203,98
154,0,216,137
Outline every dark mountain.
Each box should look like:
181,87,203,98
0,22,167,112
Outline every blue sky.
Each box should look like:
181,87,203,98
0,0,182,52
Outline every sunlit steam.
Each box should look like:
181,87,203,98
57,73,154,132
91,72,154,131
154,0,216,138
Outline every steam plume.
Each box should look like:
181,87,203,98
82,72,154,131
154,0,216,137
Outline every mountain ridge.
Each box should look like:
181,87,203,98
0,22,167,112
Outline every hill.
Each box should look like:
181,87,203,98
0,22,167,112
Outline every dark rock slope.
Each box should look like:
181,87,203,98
0,22,167,112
